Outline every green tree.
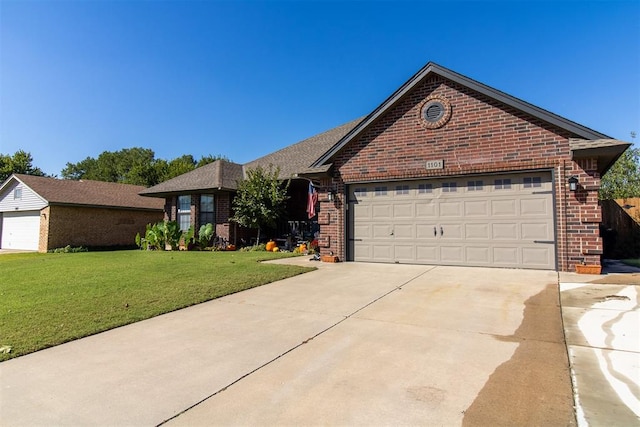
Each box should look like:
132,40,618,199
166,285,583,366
62,148,229,186
231,165,289,244
0,150,46,182
599,146,640,199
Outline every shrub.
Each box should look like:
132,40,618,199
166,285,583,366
48,245,88,253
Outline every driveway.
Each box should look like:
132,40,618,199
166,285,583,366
1,260,573,426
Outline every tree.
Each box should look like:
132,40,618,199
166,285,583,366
62,148,229,186
599,146,640,200
231,165,289,245
0,150,46,182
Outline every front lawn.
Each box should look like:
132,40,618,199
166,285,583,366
0,250,314,361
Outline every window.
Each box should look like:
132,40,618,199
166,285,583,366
418,183,433,194
494,179,512,190
200,194,215,226
524,177,542,188
395,185,409,195
374,186,387,196
13,188,22,200
442,182,457,192
354,187,367,197
467,180,483,191
177,195,191,231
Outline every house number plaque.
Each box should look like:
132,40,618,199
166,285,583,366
425,159,444,170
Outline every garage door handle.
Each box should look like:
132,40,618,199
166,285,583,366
434,227,437,237
440,226,444,236
534,240,555,244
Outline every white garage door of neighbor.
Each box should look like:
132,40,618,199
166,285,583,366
1,211,41,251
348,172,556,270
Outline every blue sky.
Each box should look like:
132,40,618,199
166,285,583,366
1,0,639,177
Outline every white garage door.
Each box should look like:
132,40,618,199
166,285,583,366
1,211,41,250
348,172,556,270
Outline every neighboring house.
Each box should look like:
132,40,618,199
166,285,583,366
141,62,629,271
0,174,164,252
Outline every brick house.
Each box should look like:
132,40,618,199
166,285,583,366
141,62,629,271
0,174,164,252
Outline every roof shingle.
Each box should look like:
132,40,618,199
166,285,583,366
10,174,164,210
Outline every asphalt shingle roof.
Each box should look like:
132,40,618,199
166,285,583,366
141,117,363,197
11,174,164,210
244,117,363,178
139,160,244,196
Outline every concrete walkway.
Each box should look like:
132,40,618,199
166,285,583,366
2,260,573,425
559,270,640,426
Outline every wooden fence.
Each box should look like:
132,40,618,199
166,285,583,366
600,198,640,259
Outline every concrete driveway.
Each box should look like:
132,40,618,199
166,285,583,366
1,260,573,426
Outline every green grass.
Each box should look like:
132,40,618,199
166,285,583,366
0,250,314,361
621,258,640,268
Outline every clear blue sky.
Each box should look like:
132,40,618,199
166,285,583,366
1,0,638,177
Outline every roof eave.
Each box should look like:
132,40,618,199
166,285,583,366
571,142,631,175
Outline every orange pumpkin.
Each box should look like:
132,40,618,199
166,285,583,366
265,240,276,251
299,244,307,252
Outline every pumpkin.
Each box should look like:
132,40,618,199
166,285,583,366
226,244,236,251
265,240,276,251
272,247,279,252
299,244,307,252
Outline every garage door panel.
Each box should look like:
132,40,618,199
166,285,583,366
440,224,462,239
464,200,489,216
348,171,556,269
373,224,392,239
353,244,371,259
416,245,438,262
353,204,371,219
440,201,462,217
491,199,517,216
465,223,490,239
466,247,490,264
393,204,413,218
416,224,438,239
492,223,518,240
494,247,519,265
354,224,371,239
520,198,551,216
521,222,552,240
372,245,392,261
522,246,553,267
416,201,437,218
440,246,464,263
394,245,415,261
372,204,392,219
394,224,414,239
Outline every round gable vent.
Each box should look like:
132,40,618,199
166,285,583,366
419,96,452,129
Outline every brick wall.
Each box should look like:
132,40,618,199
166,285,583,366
44,205,163,251
320,75,601,271
162,191,243,244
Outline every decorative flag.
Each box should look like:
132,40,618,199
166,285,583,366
306,182,318,219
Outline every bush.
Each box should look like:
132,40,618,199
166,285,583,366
240,243,267,252
48,245,88,253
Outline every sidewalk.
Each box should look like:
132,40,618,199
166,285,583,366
559,267,640,426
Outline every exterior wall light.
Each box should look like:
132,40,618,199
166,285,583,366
568,175,579,192
328,188,337,202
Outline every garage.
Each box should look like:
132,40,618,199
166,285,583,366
1,210,41,251
347,171,556,270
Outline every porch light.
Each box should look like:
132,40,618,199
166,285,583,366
568,176,579,192
328,188,337,202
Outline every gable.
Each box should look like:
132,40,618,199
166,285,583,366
334,74,580,181
0,177,48,212
313,62,611,168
